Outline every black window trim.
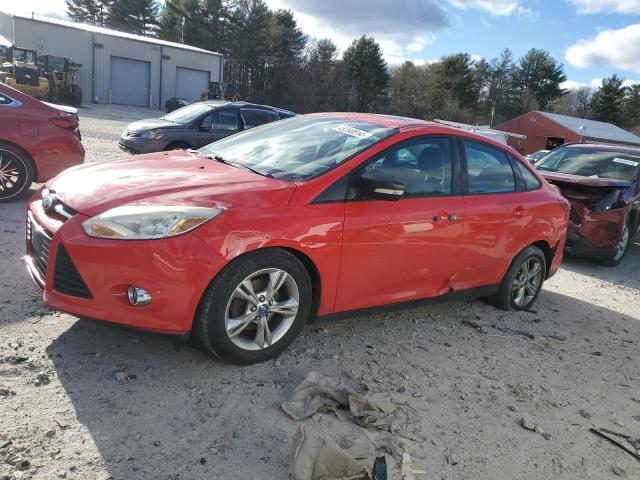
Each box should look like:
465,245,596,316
0,93,22,108
509,154,543,192
313,134,461,204
458,137,520,196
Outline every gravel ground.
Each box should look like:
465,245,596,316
1,105,639,480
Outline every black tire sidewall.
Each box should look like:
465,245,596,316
196,249,312,364
0,143,34,202
601,223,630,267
498,246,547,311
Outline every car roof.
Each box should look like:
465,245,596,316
308,112,430,129
206,100,296,115
562,142,640,155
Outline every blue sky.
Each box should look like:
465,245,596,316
4,0,640,89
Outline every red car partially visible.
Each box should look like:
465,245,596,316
536,143,640,266
0,82,84,202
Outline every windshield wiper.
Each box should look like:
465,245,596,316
201,153,273,178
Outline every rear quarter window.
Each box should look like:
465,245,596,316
513,159,542,190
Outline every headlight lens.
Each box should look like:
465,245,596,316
141,129,164,140
82,206,225,240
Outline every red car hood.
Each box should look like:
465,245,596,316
47,151,296,216
539,171,634,188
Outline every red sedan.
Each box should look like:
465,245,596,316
0,82,84,202
24,113,568,363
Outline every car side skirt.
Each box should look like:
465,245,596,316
314,284,500,324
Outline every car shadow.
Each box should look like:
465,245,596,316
560,232,640,291
44,287,640,479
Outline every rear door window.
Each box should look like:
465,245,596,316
463,140,516,194
241,109,279,128
201,110,238,131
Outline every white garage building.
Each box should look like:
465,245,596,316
0,11,223,108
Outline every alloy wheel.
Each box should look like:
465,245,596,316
511,256,543,307
224,268,300,351
611,226,629,263
0,150,26,197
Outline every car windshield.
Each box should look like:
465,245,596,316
161,103,213,124
199,115,398,181
536,146,640,181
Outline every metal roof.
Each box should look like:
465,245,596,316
9,13,222,56
538,111,640,145
0,34,11,47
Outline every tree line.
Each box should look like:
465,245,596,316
66,0,640,132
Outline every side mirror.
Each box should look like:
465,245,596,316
356,171,405,201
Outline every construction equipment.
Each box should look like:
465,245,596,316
0,45,49,99
199,81,232,101
38,55,83,107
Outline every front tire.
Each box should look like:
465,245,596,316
0,143,34,203
601,224,630,267
494,246,546,311
194,249,312,364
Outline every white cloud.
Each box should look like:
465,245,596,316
471,54,483,62
1,0,67,18
569,0,640,14
561,78,639,91
407,42,425,52
447,0,533,16
566,24,640,74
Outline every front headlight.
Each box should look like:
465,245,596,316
140,129,164,140
82,206,225,240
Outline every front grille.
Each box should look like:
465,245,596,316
28,217,52,280
53,245,92,298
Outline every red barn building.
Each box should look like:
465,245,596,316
495,111,640,155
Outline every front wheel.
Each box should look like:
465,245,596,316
194,249,312,364
600,224,630,267
493,246,546,311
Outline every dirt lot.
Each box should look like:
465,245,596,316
1,105,639,480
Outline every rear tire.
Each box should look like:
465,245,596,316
492,246,546,311
0,143,34,203
600,224,630,267
194,249,312,364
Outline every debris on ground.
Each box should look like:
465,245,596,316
520,417,551,440
589,427,640,461
400,452,425,480
290,426,371,480
372,456,387,480
282,371,424,442
612,466,627,477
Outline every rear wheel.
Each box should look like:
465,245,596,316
0,143,34,203
601,224,630,267
493,246,546,311
194,249,312,364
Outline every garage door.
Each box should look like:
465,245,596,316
110,56,150,107
175,67,210,101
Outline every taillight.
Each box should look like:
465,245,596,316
49,114,79,131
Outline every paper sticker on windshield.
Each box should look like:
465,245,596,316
333,126,373,139
612,157,639,167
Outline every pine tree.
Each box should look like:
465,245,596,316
107,0,159,36
66,0,111,26
343,36,389,112
592,75,627,126
514,48,567,112
623,84,640,130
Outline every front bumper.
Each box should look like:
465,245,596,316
118,136,167,155
24,197,226,334
565,227,617,260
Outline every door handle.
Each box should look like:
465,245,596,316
432,213,459,222
513,206,525,216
